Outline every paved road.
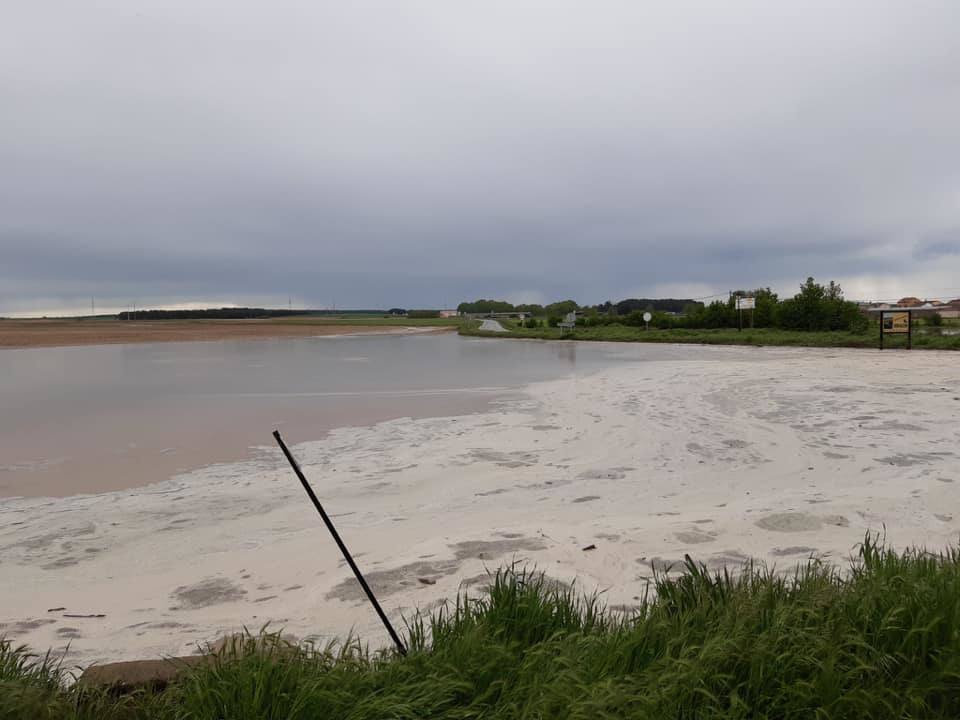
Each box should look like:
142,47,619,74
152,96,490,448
479,319,508,333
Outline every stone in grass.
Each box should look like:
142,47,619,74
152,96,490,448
79,633,298,694
78,656,211,694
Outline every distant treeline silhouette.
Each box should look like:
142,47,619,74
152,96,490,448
113,308,411,320
116,308,308,320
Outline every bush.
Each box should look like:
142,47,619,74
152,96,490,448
407,310,441,319
928,312,944,326
704,300,737,328
652,312,675,329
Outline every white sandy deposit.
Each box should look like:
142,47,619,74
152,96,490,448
2,344,959,668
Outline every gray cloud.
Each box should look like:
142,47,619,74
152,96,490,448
2,0,959,314
913,230,960,261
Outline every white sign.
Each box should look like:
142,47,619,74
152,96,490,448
736,297,755,310
642,312,652,322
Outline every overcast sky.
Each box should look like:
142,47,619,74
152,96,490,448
3,1,959,315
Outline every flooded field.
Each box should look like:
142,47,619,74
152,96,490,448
0,333,673,498
2,336,959,669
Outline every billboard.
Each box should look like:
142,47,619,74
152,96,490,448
736,297,755,310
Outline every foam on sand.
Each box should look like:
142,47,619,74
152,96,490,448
2,345,959,667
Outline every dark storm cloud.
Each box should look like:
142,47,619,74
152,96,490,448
2,0,959,314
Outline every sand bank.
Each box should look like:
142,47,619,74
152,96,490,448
0,319,450,350
2,344,959,667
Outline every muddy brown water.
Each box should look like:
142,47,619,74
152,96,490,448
0,334,704,498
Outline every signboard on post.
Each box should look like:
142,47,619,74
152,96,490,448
735,296,755,331
882,312,909,333
877,309,912,349
559,311,576,336
642,311,652,330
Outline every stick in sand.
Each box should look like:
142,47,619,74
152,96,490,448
272,430,408,656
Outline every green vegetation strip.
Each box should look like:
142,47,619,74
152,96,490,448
6,537,960,718
462,321,960,349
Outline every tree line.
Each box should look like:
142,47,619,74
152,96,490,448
116,308,307,320
461,278,868,332
457,298,691,317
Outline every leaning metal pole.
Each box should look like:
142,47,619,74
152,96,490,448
272,430,408,656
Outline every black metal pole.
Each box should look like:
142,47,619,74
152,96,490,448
272,430,408,656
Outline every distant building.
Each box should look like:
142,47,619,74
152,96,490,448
940,299,960,319
439,309,459,318
862,298,960,319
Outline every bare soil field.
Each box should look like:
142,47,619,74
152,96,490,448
0,319,450,349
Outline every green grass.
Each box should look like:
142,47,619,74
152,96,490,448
7,537,960,718
461,321,960,350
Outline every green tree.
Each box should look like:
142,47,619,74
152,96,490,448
544,300,579,316
515,304,545,315
778,278,865,332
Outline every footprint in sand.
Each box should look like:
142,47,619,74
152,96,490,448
171,578,247,609
755,512,848,532
770,546,818,557
674,530,716,544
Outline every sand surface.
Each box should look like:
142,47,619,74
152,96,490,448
2,344,959,668
0,319,449,349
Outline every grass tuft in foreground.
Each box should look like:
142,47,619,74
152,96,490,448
5,537,960,718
